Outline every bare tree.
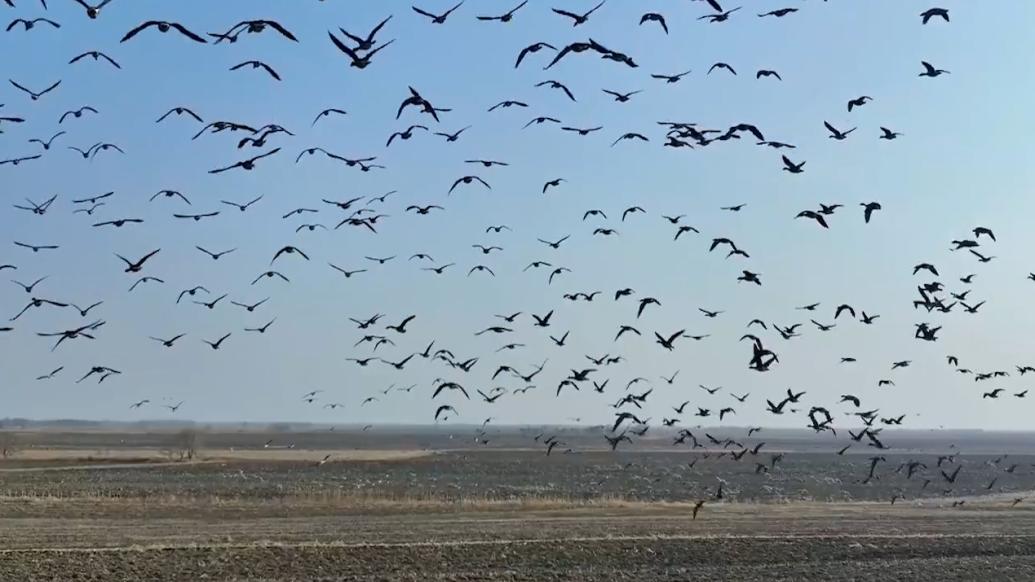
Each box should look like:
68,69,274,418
174,428,202,461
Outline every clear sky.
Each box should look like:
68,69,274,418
1,0,1034,429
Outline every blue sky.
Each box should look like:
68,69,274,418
1,1,1034,429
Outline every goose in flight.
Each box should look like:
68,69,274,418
311,108,347,127
386,124,429,147
75,364,121,383
156,106,203,124
509,41,558,68
544,41,597,69
781,155,805,174
913,263,939,276
535,80,576,102
93,218,142,229
612,133,648,147
961,300,985,314
920,8,949,24
476,1,528,23
449,175,491,194
335,15,391,51
637,297,660,318
412,2,464,24
73,190,113,204
879,127,902,140
163,401,185,413
488,100,527,112
651,69,691,84
381,354,415,370
69,51,120,69
9,79,61,101
116,249,160,273
796,210,828,228
386,315,416,333
0,154,41,166
824,121,855,140
973,226,996,241
9,297,66,321
14,241,59,253
121,21,207,43
209,148,280,174
758,8,797,18
203,333,231,350
36,366,63,381
327,32,395,69
699,6,741,23
919,61,950,77
151,190,191,205
230,60,281,81
523,116,561,130
59,106,98,124
71,301,103,317
6,17,60,31
847,96,872,112
271,246,309,264
195,247,235,261
861,202,882,223
210,20,298,43
639,12,668,33
129,276,164,292
231,298,267,312
542,179,566,194
150,333,186,348
553,1,606,27
251,271,289,285
654,329,684,351
176,287,208,303
13,194,57,214
173,211,219,222
602,89,641,104
194,294,227,310
71,0,113,19
37,320,106,351
708,62,736,75
969,249,994,263
435,126,471,142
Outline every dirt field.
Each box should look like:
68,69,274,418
1,501,1034,581
2,429,1034,580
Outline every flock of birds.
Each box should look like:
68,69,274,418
1,1,1031,507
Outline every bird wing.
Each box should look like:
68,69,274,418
121,20,162,42
328,31,360,59
263,20,298,41
169,22,207,43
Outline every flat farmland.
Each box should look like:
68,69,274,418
2,428,1035,580
2,502,1034,581
3,449,1034,504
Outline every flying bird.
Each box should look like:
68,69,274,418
412,2,464,24
121,21,207,43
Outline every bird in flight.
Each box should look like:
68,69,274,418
413,3,464,24
121,21,207,43
477,1,528,23
552,1,606,27
9,79,61,101
920,8,949,24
